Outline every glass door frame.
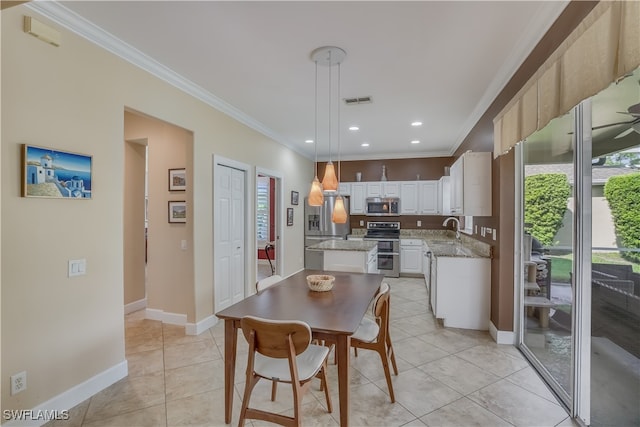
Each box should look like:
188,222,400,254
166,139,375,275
515,99,592,426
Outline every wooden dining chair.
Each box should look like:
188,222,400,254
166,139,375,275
350,282,399,402
255,274,283,292
238,316,333,427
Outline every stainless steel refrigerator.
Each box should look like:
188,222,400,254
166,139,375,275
304,195,351,269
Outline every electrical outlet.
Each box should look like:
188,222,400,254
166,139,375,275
417,220,422,227
11,371,26,395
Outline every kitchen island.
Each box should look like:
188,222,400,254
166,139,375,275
306,239,378,273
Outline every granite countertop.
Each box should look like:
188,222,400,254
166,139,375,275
306,240,377,252
402,229,492,258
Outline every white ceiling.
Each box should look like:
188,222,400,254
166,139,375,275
32,1,571,160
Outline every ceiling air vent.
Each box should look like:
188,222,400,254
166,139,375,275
344,96,372,105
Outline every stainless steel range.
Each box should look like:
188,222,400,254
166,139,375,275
364,221,400,277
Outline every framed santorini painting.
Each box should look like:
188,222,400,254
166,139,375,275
22,144,92,199
168,201,187,223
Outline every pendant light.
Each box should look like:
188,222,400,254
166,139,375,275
311,46,344,193
307,60,324,206
332,60,348,224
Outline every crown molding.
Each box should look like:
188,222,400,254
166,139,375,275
25,1,310,158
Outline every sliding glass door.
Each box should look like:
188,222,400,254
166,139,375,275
588,69,640,427
518,67,640,426
520,108,576,405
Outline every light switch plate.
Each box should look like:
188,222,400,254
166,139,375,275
68,259,86,277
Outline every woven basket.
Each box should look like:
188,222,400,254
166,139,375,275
306,274,335,292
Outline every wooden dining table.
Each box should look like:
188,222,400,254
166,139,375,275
215,269,384,427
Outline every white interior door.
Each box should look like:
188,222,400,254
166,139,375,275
215,163,246,311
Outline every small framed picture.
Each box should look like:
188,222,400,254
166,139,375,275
168,201,186,223
168,168,186,191
287,207,294,226
291,190,299,205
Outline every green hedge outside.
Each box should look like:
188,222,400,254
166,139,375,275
524,173,571,246
604,173,640,263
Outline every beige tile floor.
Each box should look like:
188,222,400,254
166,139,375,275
46,277,579,427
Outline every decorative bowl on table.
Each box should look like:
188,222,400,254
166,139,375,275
306,274,335,292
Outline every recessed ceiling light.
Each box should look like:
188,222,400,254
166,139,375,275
361,143,370,147
305,139,314,144
411,121,423,127
349,126,359,131
411,140,420,144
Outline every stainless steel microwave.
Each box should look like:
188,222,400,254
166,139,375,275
365,197,400,216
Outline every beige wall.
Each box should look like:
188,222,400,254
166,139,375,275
1,6,311,413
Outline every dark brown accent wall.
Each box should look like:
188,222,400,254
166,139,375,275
318,157,455,183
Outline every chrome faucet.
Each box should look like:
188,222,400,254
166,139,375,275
442,217,461,239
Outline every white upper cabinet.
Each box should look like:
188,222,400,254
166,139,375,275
438,176,451,215
400,182,419,214
366,182,400,198
418,181,439,214
338,182,351,196
349,182,366,214
449,152,492,216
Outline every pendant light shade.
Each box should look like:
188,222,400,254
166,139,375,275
331,195,348,223
322,161,338,192
308,176,324,206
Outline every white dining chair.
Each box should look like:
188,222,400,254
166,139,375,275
350,282,398,402
238,315,332,426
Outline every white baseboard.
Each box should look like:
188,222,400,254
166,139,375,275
3,361,128,427
145,308,187,325
489,321,515,344
185,315,219,335
124,298,146,314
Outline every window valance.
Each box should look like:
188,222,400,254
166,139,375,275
494,1,640,158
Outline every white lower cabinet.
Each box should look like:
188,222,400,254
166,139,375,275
400,239,423,274
430,255,491,330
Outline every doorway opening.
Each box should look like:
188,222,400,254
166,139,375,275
256,167,283,283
